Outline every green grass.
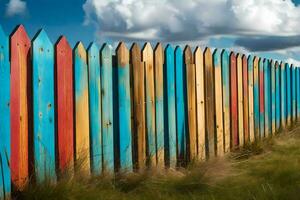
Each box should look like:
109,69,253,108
18,125,300,200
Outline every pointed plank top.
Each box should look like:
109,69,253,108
10,24,30,45
165,44,174,54
236,53,243,60
242,54,247,61
142,42,153,62
194,46,202,56
204,47,211,55
32,29,52,47
154,43,164,63
213,48,221,67
248,54,254,63
56,36,72,52
74,42,87,62
275,61,279,68
221,49,229,59
285,62,290,68
254,56,259,63
87,42,99,54
101,43,112,56
230,51,236,59
116,41,129,66
184,45,193,64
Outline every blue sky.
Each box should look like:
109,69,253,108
1,0,300,65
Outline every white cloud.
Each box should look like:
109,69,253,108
6,0,27,17
83,0,300,42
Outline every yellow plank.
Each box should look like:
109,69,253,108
237,54,244,146
248,56,255,142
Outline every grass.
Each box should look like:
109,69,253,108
18,125,300,200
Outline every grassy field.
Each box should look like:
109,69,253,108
19,125,300,200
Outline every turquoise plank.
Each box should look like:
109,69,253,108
175,47,186,164
281,63,287,127
253,58,260,138
275,63,281,130
292,65,296,122
271,61,276,133
297,68,300,118
164,45,177,168
116,43,132,171
32,30,56,183
87,43,102,175
0,26,11,199
100,44,114,172
264,59,271,135
286,63,291,125
259,59,264,138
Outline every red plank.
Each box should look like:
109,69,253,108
55,36,74,174
242,55,249,143
230,53,238,148
10,25,31,189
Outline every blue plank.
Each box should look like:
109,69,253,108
292,65,296,122
32,30,56,183
281,63,287,127
0,26,11,199
286,63,291,126
100,44,114,173
175,46,186,163
87,43,102,175
297,68,300,119
253,57,260,139
271,61,276,134
259,59,264,138
116,43,132,171
275,62,281,130
164,45,177,168
264,59,271,136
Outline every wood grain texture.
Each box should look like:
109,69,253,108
184,46,196,161
100,44,114,173
131,43,146,170
259,59,265,138
275,62,281,130
247,55,255,142
297,67,300,120
154,43,164,168
87,43,102,175
242,55,249,143
74,42,90,175
175,46,187,164
204,47,215,157
230,52,238,148
55,37,74,175
271,61,276,134
194,47,206,160
0,26,11,199
237,54,244,146
253,57,260,139
264,59,271,137
281,62,287,128
32,30,56,183
10,25,31,189
142,43,156,167
213,49,224,156
116,42,133,172
164,45,177,167
291,65,296,123
221,50,231,151
286,63,291,126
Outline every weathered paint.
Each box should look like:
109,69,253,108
194,47,206,160
271,61,276,134
100,44,114,173
264,59,270,137
275,62,281,130
247,55,255,142
281,62,287,128
221,50,231,151
253,57,260,139
142,43,156,167
286,63,291,126
230,53,238,148
242,55,249,143
164,45,177,167
55,37,74,174
237,54,244,146
291,65,296,122
154,43,164,168
259,59,265,138
204,48,215,157
74,42,90,174
116,42,133,172
87,43,102,175
297,67,300,119
32,30,56,183
0,26,11,199
10,25,31,189
213,49,224,156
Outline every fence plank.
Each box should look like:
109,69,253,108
74,42,90,174
116,42,133,172
32,30,56,183
292,65,296,123
253,57,260,139
242,55,249,143
275,62,281,130
222,50,231,151
281,62,287,128
87,43,102,175
142,43,156,166
213,49,224,155
194,47,206,159
10,25,31,189
164,45,177,167
297,67,300,120
237,54,244,146
248,55,255,142
230,52,238,148
264,59,271,137
286,63,291,126
0,26,11,199
100,44,114,173
184,46,196,161
259,59,265,139
204,47,215,157
154,43,164,168
271,61,276,134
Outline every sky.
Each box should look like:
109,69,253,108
1,0,300,65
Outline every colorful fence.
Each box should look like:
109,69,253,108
0,25,300,198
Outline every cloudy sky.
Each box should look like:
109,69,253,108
1,0,300,64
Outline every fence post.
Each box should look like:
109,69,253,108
259,59,265,139
32,29,56,183
237,54,244,146
275,62,281,130
297,67,300,120
286,63,292,126
242,55,249,143
271,60,276,134
292,65,296,123
248,55,255,142
230,52,238,148
264,59,271,137
281,62,287,128
0,25,11,199
253,57,260,139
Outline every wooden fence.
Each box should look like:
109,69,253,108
0,24,300,198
